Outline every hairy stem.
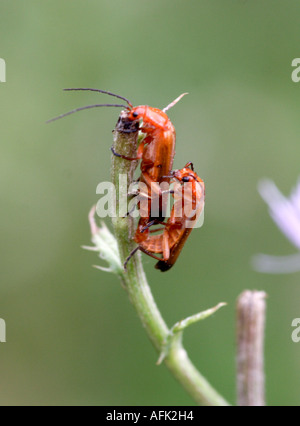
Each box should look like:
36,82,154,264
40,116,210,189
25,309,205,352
236,290,267,406
111,111,230,406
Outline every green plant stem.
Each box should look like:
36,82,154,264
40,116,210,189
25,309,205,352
111,112,230,406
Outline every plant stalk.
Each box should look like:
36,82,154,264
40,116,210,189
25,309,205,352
110,111,230,406
236,290,266,406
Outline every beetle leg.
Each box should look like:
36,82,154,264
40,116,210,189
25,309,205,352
140,220,156,233
161,189,174,195
110,146,141,161
139,247,167,262
127,189,139,197
123,203,138,218
124,246,140,270
184,161,194,171
141,221,167,232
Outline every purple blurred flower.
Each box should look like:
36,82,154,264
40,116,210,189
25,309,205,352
253,178,300,273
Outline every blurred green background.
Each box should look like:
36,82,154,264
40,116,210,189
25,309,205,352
1,0,300,406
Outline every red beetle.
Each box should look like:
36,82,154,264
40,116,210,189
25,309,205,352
125,163,205,271
48,88,187,241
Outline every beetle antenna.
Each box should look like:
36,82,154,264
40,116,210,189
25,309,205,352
163,92,188,113
64,88,133,108
46,103,129,123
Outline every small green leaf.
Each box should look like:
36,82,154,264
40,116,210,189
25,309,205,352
157,302,227,365
83,206,123,276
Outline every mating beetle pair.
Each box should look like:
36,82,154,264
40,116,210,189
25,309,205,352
49,89,205,271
